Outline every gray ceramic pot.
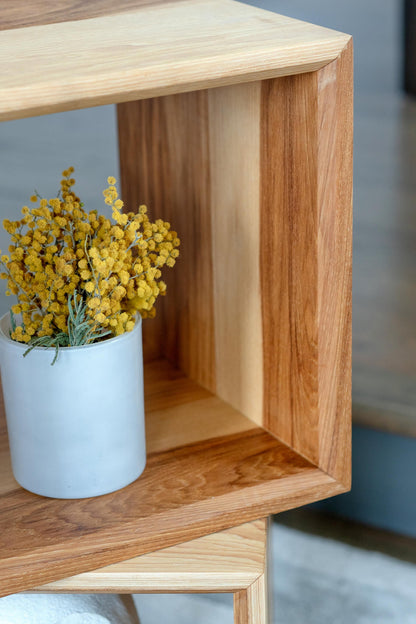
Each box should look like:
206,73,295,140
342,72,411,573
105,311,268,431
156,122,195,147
0,313,146,498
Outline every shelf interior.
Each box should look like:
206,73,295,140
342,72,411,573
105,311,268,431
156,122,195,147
0,357,341,596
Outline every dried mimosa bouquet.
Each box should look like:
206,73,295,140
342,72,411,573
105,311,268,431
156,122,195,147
0,168,180,360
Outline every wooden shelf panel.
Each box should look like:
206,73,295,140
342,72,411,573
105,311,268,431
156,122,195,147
0,359,343,597
120,42,352,489
0,0,350,121
35,519,267,594
0,0,184,30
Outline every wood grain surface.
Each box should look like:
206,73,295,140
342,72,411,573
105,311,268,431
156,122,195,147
0,0,178,31
119,92,216,390
121,83,265,423
260,44,353,486
0,0,350,121
260,71,320,464
234,574,268,624
316,42,353,486
34,519,267,593
233,517,270,624
0,358,343,597
119,41,352,482
208,83,264,426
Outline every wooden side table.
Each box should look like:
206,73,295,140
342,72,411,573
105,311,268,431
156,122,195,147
34,519,270,624
0,0,353,598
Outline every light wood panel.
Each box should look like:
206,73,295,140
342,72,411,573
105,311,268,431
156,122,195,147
209,83,264,426
119,83,266,416
0,0,178,31
34,519,266,593
0,358,343,597
0,0,350,121
146,395,255,455
234,574,268,624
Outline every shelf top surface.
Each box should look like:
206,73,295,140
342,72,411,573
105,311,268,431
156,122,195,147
0,358,343,597
0,0,350,121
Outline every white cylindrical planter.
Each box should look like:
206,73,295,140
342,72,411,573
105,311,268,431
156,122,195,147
0,313,146,499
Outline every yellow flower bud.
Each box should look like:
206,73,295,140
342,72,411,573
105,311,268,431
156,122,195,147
87,297,100,309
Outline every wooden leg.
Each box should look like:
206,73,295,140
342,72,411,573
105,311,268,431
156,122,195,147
234,516,272,624
233,574,268,624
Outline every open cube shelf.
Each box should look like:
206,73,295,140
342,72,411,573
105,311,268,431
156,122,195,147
0,360,344,595
0,0,352,596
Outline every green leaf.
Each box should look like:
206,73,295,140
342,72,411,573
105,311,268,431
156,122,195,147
10,309,16,333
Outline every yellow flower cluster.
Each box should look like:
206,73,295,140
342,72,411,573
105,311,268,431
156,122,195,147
0,169,180,345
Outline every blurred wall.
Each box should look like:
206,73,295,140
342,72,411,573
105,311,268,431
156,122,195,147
0,106,118,317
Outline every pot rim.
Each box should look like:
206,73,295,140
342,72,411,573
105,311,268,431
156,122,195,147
0,310,142,354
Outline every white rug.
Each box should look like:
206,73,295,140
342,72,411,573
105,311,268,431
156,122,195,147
134,523,416,624
0,595,139,624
